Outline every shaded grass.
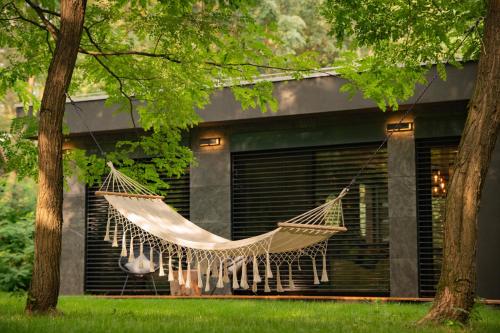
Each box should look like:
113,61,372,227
0,293,499,333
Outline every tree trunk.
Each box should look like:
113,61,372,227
26,0,86,314
420,0,500,324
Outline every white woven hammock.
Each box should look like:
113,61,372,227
98,162,347,293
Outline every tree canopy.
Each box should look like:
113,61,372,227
322,0,486,110
0,0,318,190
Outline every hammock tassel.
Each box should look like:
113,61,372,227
266,252,273,278
205,263,211,292
178,257,185,286
312,257,320,285
111,222,118,247
223,258,230,283
252,280,257,293
264,273,271,293
288,263,295,289
321,253,329,283
240,258,249,290
276,265,284,293
253,255,261,283
216,260,224,288
232,259,240,289
197,261,203,288
120,231,127,257
159,252,165,277
128,237,135,263
139,242,144,269
168,255,174,282
104,216,111,241
186,259,191,289
212,259,219,277
149,247,155,273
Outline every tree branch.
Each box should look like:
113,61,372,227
7,3,316,76
24,0,59,39
0,16,21,22
90,55,139,134
78,49,182,63
83,26,105,54
78,49,317,73
0,1,14,13
45,30,54,56
7,3,46,31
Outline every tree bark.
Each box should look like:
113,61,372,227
26,0,86,314
420,0,500,324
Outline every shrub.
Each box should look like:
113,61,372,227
0,176,35,291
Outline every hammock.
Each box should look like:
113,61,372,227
98,162,347,292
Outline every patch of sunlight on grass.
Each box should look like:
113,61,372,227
0,293,499,333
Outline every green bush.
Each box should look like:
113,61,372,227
0,176,35,291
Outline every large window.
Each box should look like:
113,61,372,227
85,171,190,294
416,137,459,297
232,143,389,295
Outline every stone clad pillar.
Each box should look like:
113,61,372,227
190,127,232,294
387,131,419,297
60,176,86,294
190,127,231,239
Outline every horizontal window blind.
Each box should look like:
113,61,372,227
85,172,189,294
416,137,459,297
232,143,389,295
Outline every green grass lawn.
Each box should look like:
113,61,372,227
0,293,499,333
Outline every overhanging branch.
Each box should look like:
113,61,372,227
24,0,59,39
90,55,139,134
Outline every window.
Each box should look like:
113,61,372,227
232,143,389,295
416,137,459,297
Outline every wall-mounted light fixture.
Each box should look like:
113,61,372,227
386,122,414,132
199,137,221,147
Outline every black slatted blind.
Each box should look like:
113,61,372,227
416,137,459,297
232,143,389,295
85,173,189,294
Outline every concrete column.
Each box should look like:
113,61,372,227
60,176,86,294
387,131,419,297
190,127,231,239
190,128,232,295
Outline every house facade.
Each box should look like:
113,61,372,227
44,62,500,298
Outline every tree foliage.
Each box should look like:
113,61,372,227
0,0,318,192
322,0,486,111
0,176,35,292
253,0,340,64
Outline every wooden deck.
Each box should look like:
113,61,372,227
94,295,500,305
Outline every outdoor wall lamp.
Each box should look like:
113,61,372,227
199,137,221,147
386,121,414,132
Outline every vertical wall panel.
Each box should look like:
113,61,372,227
232,143,389,295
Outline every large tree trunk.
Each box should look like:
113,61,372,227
26,0,86,314
420,0,500,324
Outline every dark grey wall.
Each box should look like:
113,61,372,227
26,62,476,136
199,63,476,123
